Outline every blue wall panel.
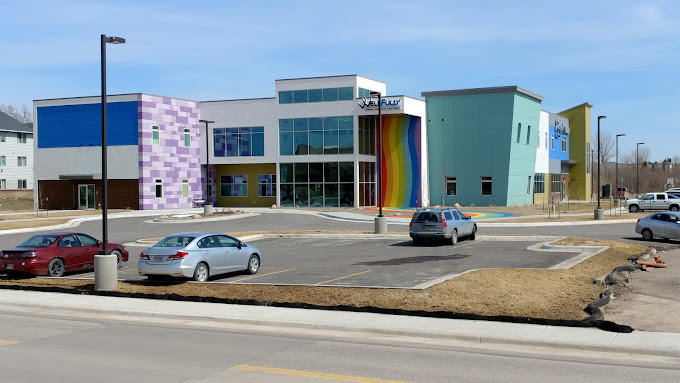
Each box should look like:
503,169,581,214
37,101,138,148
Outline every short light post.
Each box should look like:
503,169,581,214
594,115,606,220
95,34,125,292
370,91,386,234
615,134,625,208
199,119,215,215
637,142,645,197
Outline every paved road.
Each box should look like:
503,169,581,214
0,308,678,383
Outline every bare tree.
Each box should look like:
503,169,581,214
620,146,651,165
592,131,615,165
0,104,33,123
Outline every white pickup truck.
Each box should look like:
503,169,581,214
627,192,680,213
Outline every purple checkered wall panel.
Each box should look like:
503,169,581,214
138,95,202,210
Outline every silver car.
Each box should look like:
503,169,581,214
137,232,262,282
409,208,477,245
635,212,680,241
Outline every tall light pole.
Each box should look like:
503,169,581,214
637,142,645,197
199,120,214,208
594,115,606,220
96,34,125,291
615,134,625,206
370,91,386,234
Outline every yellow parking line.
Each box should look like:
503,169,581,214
328,239,365,247
118,267,136,272
451,241,479,250
316,270,372,286
228,268,296,283
0,340,19,346
232,364,407,382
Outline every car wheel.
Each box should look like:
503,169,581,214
629,205,639,213
47,258,65,277
642,229,654,241
469,225,477,240
247,255,260,275
111,249,122,268
671,206,679,212
193,262,209,282
451,230,458,245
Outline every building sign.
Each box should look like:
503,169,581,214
554,119,570,136
358,96,403,111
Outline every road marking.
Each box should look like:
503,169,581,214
231,364,407,382
316,270,372,285
327,239,366,247
451,241,480,250
228,268,296,283
118,267,137,272
0,339,19,346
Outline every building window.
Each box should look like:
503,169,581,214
481,176,493,196
279,116,353,156
586,143,591,173
0,179,5,189
181,179,189,198
155,179,163,198
279,87,354,104
17,179,27,189
358,116,376,155
184,128,190,147
517,123,521,143
17,156,27,166
534,173,545,194
152,126,160,145
562,135,567,152
17,133,27,143
544,132,548,149
526,126,531,145
258,174,276,197
214,127,264,157
527,176,532,194
358,161,375,207
280,162,354,207
221,175,248,197
278,91,293,104
0,156,5,166
207,179,213,197
0,133,5,142
551,133,555,150
358,88,377,98
551,174,562,193
446,177,457,196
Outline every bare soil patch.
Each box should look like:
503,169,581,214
0,236,646,321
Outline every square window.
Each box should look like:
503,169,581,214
182,179,189,198
155,179,163,198
481,176,492,196
184,128,190,147
446,177,457,196
152,126,160,145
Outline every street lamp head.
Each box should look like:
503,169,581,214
199,120,215,124
598,115,607,120
617,134,626,137
369,91,381,97
105,36,126,44
638,142,645,146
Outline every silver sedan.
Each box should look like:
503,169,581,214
635,212,680,241
137,232,262,282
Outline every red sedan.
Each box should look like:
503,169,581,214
0,232,129,277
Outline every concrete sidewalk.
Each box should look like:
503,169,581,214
0,289,679,359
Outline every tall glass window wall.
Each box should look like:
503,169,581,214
358,116,376,155
358,88,378,99
279,87,353,104
214,127,264,157
280,162,354,207
358,161,376,207
279,117,353,156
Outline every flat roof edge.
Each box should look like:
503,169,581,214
559,102,593,114
421,86,544,101
275,74,385,84
34,93,199,104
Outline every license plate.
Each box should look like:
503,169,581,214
6,264,13,270
154,256,163,262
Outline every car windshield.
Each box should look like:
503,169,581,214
17,234,60,247
154,235,196,248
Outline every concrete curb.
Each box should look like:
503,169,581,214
0,290,678,358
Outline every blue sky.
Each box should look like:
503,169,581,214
1,0,678,161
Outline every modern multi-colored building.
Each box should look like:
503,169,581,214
33,75,593,209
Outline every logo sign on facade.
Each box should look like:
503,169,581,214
554,119,570,136
358,97,402,111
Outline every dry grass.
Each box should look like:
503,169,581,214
0,237,647,320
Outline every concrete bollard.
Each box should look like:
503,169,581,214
594,208,604,220
374,216,387,234
94,254,118,291
204,204,214,215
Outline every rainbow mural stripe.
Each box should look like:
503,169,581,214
380,115,422,207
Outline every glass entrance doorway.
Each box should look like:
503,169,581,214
78,184,95,209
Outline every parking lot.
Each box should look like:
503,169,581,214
62,236,581,288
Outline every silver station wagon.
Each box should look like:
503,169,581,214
137,232,262,282
409,208,477,246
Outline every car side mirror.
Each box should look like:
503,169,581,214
96,240,101,246
237,241,243,249
466,216,471,220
